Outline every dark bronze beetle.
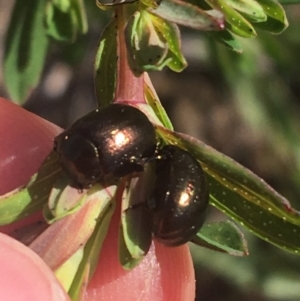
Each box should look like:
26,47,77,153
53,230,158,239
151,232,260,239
149,145,209,246
54,104,157,188
54,104,209,246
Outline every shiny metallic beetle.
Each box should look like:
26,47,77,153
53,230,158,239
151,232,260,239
54,104,157,188
54,104,209,246
149,145,209,246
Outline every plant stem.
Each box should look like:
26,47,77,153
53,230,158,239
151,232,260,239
114,6,146,104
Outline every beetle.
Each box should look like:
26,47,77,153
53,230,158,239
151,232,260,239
54,104,209,246
149,145,209,246
54,103,157,189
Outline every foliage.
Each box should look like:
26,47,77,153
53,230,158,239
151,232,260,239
4,0,288,103
1,0,300,300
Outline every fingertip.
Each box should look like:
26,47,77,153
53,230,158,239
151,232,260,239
0,97,61,194
0,233,70,301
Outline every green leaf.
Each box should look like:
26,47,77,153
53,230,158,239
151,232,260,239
30,185,116,270
53,0,71,12
0,153,61,226
119,224,144,270
120,173,153,269
68,198,115,300
209,30,243,53
144,75,174,130
47,174,72,219
254,0,288,34
150,0,225,31
47,181,112,223
132,103,167,127
149,14,187,72
277,0,300,4
3,0,49,104
254,16,287,35
46,2,75,41
55,247,84,292
125,10,188,73
206,0,257,38
192,220,249,256
225,0,267,23
156,127,300,254
72,0,88,34
45,0,87,41
125,11,170,74
94,20,117,107
96,0,136,9
258,0,287,23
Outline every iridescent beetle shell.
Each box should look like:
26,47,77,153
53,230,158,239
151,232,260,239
54,104,157,188
149,145,209,246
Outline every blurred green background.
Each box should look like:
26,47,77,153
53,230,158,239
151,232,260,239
0,1,300,300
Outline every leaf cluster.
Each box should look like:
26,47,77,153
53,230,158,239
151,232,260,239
3,0,288,103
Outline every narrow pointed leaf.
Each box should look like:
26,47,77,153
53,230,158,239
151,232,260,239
277,0,300,3
96,0,136,9
94,20,117,107
119,224,144,269
0,153,61,226
50,184,85,219
156,126,300,254
192,220,248,256
149,15,187,72
55,247,84,291
68,199,115,300
120,174,153,265
47,179,111,222
53,0,71,12
144,74,174,130
209,30,243,52
30,185,116,270
125,11,170,73
225,0,267,23
4,0,49,103
258,0,287,23
47,174,73,219
254,16,287,34
206,0,257,37
72,0,88,34
47,182,107,222
150,0,225,31
46,0,87,41
132,102,166,126
69,264,89,301
254,0,288,34
45,2,76,41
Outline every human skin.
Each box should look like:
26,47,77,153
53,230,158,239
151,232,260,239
0,97,195,301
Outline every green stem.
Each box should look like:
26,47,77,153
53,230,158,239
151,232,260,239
114,6,146,104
